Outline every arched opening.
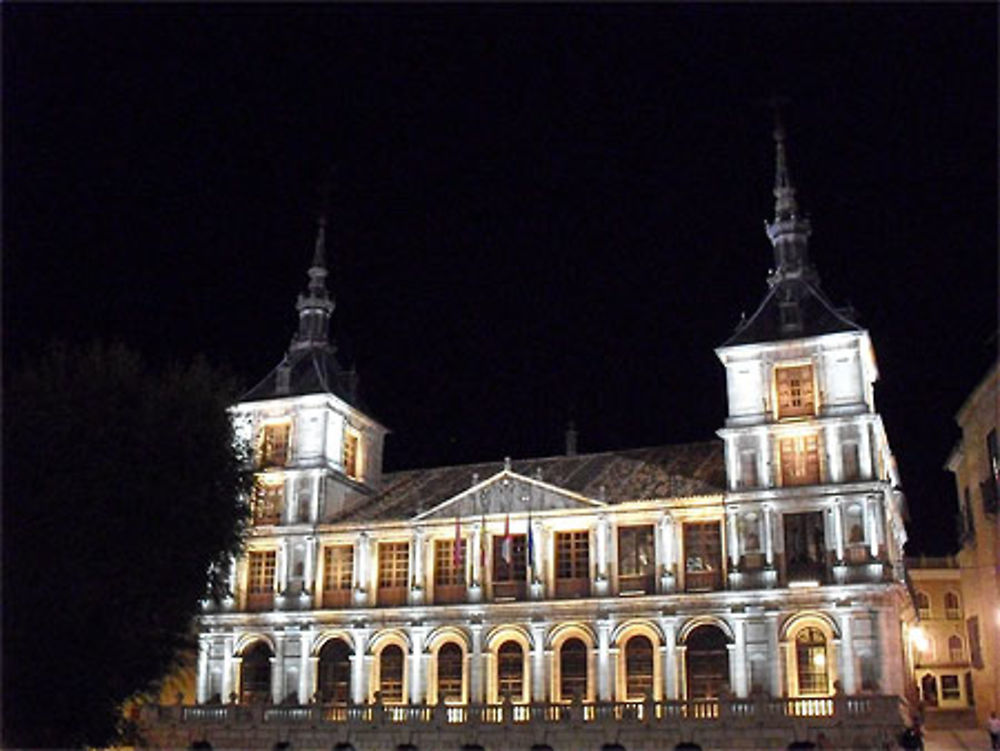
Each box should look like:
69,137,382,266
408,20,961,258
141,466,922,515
795,627,829,696
318,638,352,704
920,673,938,706
497,640,524,702
685,625,729,700
944,591,961,620
915,591,931,619
379,645,405,704
948,635,964,662
240,641,273,704
624,635,654,700
437,642,464,704
559,637,588,701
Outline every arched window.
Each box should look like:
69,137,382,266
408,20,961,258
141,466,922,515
497,640,524,702
944,591,961,620
318,638,352,704
379,645,404,704
240,641,273,704
559,638,588,701
920,673,938,706
624,635,654,700
795,627,829,696
948,635,964,662
915,591,931,619
685,625,730,700
437,642,464,704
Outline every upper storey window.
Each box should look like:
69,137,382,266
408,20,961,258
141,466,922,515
775,364,816,420
251,477,284,526
779,434,821,486
258,421,290,468
618,525,655,594
342,430,360,479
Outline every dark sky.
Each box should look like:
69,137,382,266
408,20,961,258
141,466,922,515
5,5,996,555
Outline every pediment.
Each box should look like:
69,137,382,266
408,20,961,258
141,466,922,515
414,470,605,521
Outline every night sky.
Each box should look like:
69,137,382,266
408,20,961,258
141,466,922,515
5,5,996,555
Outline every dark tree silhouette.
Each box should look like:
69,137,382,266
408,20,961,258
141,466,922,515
3,342,250,748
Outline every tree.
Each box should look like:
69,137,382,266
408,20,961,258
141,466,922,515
3,342,250,748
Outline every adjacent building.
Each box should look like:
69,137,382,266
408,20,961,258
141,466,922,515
142,125,917,750
946,363,1000,727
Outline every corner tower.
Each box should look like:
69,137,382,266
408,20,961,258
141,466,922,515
715,118,914,699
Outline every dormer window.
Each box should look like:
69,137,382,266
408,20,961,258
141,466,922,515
258,421,291,468
343,430,360,479
775,364,815,420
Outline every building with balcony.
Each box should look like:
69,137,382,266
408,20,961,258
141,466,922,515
140,125,917,750
946,362,1000,728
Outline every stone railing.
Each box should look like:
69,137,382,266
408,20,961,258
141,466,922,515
160,693,901,727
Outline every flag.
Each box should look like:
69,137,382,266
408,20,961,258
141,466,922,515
502,513,512,565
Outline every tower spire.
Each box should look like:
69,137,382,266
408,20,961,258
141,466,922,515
290,211,336,352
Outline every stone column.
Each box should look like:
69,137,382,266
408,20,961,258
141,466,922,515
351,628,369,705
833,500,845,563
221,635,235,702
766,613,782,696
659,514,676,593
271,636,284,702
661,618,678,699
675,646,688,701
531,623,546,701
196,636,210,703
277,539,289,596
410,528,425,605
733,618,748,697
312,471,322,522
304,535,317,604
763,504,774,568
838,612,856,694
410,627,427,704
300,629,314,703
595,514,610,596
867,495,880,558
597,619,612,701
727,507,740,568
354,532,369,606
471,522,483,588
470,622,484,703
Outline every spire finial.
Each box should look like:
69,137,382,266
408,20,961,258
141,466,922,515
769,96,798,220
290,173,337,352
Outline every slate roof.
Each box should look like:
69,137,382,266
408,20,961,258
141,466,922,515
722,279,861,347
241,345,359,405
335,441,726,523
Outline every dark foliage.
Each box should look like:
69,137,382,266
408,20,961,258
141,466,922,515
3,342,250,749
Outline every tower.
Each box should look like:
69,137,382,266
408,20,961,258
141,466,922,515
715,117,914,697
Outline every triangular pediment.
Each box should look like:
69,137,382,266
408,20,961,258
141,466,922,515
414,470,605,521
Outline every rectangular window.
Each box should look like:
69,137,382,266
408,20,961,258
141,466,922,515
617,525,654,594
555,531,590,598
492,534,527,600
739,449,759,489
322,545,353,608
841,442,860,482
377,542,409,606
783,511,827,582
342,431,359,479
251,477,284,525
434,539,466,604
683,521,723,592
775,364,815,419
779,434,821,486
247,550,276,611
940,674,960,700
258,422,290,468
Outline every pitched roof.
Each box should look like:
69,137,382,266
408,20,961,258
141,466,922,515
722,279,861,347
335,441,726,522
240,344,359,405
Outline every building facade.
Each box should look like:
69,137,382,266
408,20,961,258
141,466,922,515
142,127,917,750
947,363,1000,727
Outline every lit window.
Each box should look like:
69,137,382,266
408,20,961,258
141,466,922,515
915,591,931,620
251,477,284,525
343,431,359,479
247,551,276,611
379,645,404,703
624,635,654,700
492,534,527,600
783,511,826,582
944,591,961,620
318,639,352,704
775,364,815,419
940,674,960,700
434,539,466,604
240,641,273,704
795,627,829,696
559,638,588,702
436,642,464,704
779,434,821,486
948,635,964,663
258,422,290,468
683,521,723,592
497,641,524,702
322,545,353,608
617,526,654,594
377,542,409,606
555,531,590,597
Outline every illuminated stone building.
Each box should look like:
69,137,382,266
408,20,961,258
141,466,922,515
946,363,999,727
144,127,916,750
